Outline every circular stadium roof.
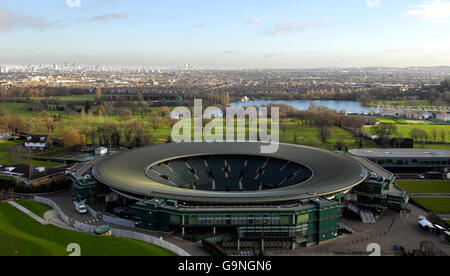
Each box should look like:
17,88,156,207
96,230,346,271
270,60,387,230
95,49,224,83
92,142,368,204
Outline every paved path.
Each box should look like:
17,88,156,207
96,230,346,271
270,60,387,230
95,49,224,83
44,210,79,231
8,201,48,225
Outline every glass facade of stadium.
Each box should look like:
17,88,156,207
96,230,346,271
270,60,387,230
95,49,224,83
131,198,339,249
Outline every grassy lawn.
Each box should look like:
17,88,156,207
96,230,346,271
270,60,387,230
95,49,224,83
412,198,450,214
15,200,52,219
413,144,450,149
367,100,435,107
364,124,450,143
375,118,406,124
22,95,96,102
396,180,450,194
0,203,176,256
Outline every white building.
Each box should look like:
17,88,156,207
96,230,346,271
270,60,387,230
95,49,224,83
24,135,52,151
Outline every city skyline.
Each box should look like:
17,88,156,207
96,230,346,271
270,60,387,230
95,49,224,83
0,0,450,68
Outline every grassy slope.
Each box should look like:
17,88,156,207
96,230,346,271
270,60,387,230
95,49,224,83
412,198,450,214
396,180,450,194
0,203,176,256
14,200,52,218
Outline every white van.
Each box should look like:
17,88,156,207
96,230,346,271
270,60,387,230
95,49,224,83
74,201,87,214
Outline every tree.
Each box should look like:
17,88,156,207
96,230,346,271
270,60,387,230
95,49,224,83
372,124,398,139
63,129,86,148
318,126,332,144
148,111,164,130
98,121,120,148
98,105,106,117
410,128,422,143
124,120,145,147
160,106,171,117
96,87,102,100
280,121,289,136
120,110,132,122
441,130,447,143
431,129,438,143
41,118,56,134
5,145,25,164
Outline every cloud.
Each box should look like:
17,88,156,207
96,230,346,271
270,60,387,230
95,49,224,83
0,9,62,32
246,18,262,25
222,50,238,54
89,12,127,23
382,46,425,53
193,24,205,29
366,0,381,8
265,22,307,36
264,18,333,36
406,0,450,19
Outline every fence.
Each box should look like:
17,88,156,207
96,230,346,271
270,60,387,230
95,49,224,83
34,196,72,225
111,229,190,256
103,215,135,228
73,220,97,232
86,205,100,218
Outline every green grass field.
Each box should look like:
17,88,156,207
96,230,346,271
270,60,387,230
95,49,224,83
15,200,52,218
21,95,96,102
365,124,450,144
0,203,176,256
396,180,450,194
367,100,435,107
412,198,450,214
375,118,406,124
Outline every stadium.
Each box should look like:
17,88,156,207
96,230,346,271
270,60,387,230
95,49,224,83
79,142,406,250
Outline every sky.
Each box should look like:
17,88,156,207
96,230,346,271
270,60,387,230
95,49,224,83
0,0,449,68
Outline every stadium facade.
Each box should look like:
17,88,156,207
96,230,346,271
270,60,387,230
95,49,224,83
73,142,408,250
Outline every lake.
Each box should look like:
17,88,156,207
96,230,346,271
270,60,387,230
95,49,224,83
230,100,376,114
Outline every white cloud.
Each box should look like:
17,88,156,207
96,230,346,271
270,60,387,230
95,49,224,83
0,9,62,32
193,24,205,29
265,22,307,36
89,12,127,23
222,50,239,55
246,18,262,25
406,0,450,19
366,0,381,8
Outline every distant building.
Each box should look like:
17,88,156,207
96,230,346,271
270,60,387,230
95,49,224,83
24,135,53,150
350,149,450,173
0,164,67,186
0,133,11,141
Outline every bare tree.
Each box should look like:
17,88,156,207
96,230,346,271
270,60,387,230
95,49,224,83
318,126,333,144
